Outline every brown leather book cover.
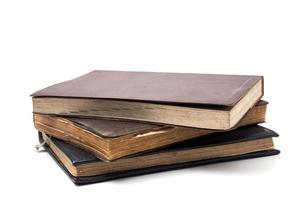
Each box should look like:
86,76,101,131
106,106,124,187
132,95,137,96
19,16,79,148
32,70,262,107
31,71,263,130
33,101,267,160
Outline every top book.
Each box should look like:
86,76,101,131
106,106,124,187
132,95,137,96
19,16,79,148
32,70,263,130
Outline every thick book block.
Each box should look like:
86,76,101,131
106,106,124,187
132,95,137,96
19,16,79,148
34,101,268,160
38,125,280,185
32,70,263,130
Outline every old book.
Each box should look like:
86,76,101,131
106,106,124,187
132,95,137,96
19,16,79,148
32,70,263,130
39,125,280,185
34,101,267,161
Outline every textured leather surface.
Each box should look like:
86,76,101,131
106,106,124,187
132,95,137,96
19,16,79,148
67,117,162,137
45,146,280,185
32,70,262,106
62,100,267,138
39,125,278,165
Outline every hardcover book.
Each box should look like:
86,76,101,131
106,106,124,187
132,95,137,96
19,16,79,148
34,101,267,160
39,125,279,185
32,71,263,130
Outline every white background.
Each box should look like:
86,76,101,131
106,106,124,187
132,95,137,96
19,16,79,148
0,0,299,199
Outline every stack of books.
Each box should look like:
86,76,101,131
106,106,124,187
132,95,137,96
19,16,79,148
31,70,280,185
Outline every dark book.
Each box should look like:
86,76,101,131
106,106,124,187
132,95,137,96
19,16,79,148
34,101,267,160
39,125,279,185
32,71,263,130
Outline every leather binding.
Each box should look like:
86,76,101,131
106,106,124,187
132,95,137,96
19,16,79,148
33,100,268,160
46,147,279,185
31,71,264,130
38,125,280,185
32,70,263,106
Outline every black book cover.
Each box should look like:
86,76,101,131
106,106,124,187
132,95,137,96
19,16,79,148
38,125,280,185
